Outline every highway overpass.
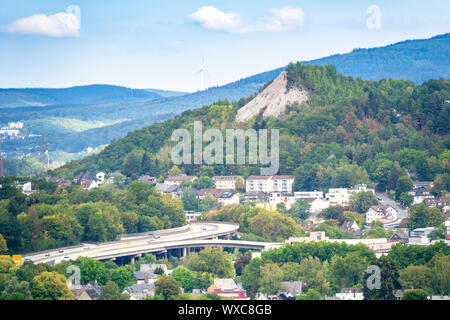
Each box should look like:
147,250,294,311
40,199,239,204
23,222,280,265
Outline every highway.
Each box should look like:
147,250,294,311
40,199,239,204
24,222,240,265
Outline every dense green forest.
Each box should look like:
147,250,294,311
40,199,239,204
0,178,186,254
53,63,450,197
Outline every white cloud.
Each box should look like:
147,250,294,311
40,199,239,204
1,12,80,37
265,6,305,31
188,6,242,31
189,6,304,34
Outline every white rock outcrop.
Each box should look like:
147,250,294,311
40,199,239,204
235,71,308,123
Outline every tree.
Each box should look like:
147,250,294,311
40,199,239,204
259,263,283,295
409,203,444,230
234,255,251,276
199,195,221,213
350,191,379,213
409,203,430,230
427,254,450,295
398,192,414,207
1,277,32,300
185,247,235,278
395,176,413,200
171,267,196,293
31,271,74,300
111,266,135,291
328,251,369,291
363,256,399,300
398,265,429,290
181,190,199,211
169,165,182,177
288,200,311,220
297,289,322,300
77,257,106,285
154,275,181,300
297,257,330,295
239,258,264,299
99,280,130,300
402,289,428,300
0,234,7,254
192,176,215,190
123,151,142,177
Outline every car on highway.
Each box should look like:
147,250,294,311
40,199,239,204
201,225,206,230
58,249,64,253
45,253,50,257
155,235,160,239
126,242,132,245
83,246,90,250
64,255,70,259
148,239,156,243
377,197,382,201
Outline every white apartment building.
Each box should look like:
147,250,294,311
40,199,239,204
96,172,105,184
294,191,324,200
365,205,398,224
326,184,375,207
164,175,197,186
213,176,242,190
218,192,240,206
246,175,294,193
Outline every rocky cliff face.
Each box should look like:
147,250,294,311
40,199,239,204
235,71,308,123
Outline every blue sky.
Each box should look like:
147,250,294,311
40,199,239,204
0,0,449,92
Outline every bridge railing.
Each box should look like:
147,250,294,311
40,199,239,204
121,225,190,239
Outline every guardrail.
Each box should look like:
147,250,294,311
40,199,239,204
121,225,190,239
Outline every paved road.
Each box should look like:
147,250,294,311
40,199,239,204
375,190,409,220
24,222,239,265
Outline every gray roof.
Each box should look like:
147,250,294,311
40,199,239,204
134,271,158,280
123,283,154,294
280,281,303,295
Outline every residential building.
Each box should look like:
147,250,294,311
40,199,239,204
326,188,351,206
81,179,98,190
207,279,247,300
245,175,294,193
365,205,398,224
425,194,450,212
218,192,240,206
123,283,155,300
341,221,361,236
134,271,158,284
326,184,375,207
294,191,324,200
335,288,364,300
309,198,331,214
408,186,434,205
408,227,434,245
269,193,296,210
140,264,168,274
278,281,303,300
198,189,222,200
70,283,102,301
390,232,409,244
138,175,157,184
185,211,202,222
213,176,243,190
287,231,329,244
241,191,266,203
164,175,197,186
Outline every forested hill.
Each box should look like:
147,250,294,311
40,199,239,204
308,33,450,84
53,63,450,195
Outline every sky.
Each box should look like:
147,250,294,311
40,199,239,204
0,0,449,92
